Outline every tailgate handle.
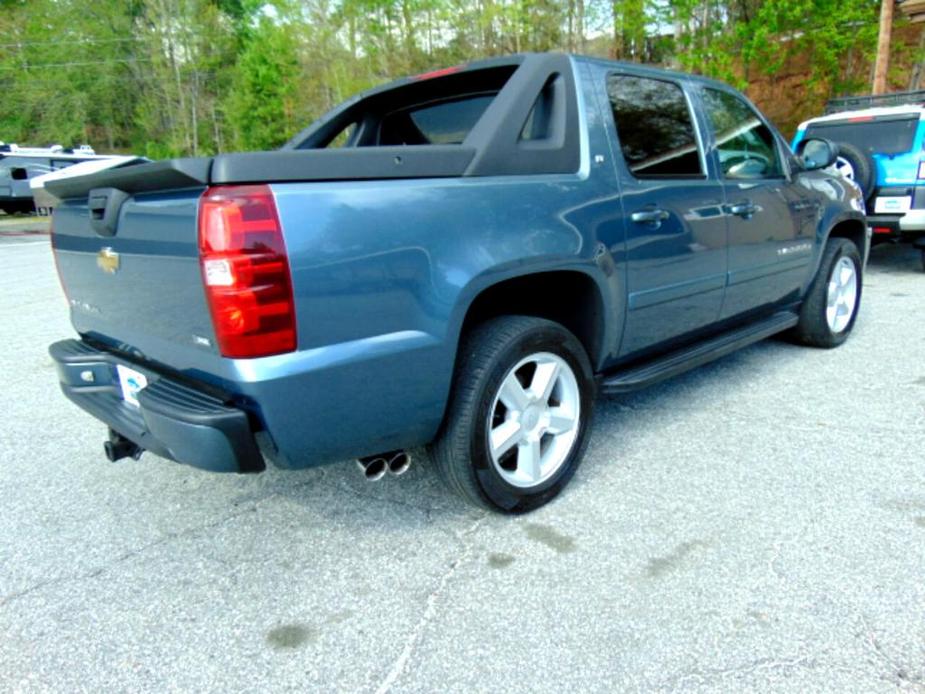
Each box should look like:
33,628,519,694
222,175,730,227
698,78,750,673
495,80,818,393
87,187,129,237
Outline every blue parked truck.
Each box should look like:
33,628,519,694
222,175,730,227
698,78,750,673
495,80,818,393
49,54,868,512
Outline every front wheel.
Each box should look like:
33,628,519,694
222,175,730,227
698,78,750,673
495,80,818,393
792,238,862,348
430,316,595,513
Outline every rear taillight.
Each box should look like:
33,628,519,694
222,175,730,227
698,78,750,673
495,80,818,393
198,185,296,359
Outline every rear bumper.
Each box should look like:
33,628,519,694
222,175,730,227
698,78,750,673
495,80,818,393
899,209,925,233
870,186,925,234
867,213,925,241
867,214,903,238
49,339,265,473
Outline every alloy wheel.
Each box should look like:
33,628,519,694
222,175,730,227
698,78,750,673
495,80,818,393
487,352,581,488
826,256,858,333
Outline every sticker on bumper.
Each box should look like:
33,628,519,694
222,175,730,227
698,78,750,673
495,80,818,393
116,364,148,407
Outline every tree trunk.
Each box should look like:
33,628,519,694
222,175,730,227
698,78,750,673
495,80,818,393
401,0,415,66
612,1,622,59
872,0,894,95
566,0,575,52
908,26,925,91
576,0,585,52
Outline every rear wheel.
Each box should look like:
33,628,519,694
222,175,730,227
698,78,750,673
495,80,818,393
792,238,862,348
430,316,595,513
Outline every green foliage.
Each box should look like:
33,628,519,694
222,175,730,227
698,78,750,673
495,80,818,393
0,0,902,155
224,18,299,150
671,0,881,93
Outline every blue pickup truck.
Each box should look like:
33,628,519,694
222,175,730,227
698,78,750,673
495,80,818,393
48,53,868,512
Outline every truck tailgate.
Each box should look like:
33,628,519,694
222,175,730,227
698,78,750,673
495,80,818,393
52,188,217,364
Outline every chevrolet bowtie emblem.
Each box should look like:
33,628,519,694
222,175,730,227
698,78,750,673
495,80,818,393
97,247,120,274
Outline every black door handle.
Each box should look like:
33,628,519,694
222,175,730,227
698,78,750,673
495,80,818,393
727,201,757,219
631,208,671,225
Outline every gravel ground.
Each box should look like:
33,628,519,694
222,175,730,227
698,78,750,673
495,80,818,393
1,237,923,693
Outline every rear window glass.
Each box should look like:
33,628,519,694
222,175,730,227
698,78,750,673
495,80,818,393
380,94,494,145
805,115,919,156
298,65,517,150
607,74,703,177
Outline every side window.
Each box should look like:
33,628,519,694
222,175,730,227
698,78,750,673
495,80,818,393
607,74,703,178
702,88,783,180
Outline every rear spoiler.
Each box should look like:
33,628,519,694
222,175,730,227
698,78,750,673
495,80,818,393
45,158,210,201
43,146,477,201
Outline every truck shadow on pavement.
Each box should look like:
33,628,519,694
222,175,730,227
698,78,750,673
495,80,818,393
267,336,799,522
865,241,923,275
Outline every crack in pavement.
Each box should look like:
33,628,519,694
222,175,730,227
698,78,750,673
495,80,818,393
324,478,444,519
813,593,925,690
372,514,487,694
857,611,925,690
658,654,818,690
0,505,257,608
0,469,458,612
0,479,318,609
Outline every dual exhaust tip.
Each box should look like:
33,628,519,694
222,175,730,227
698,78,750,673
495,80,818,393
356,450,411,481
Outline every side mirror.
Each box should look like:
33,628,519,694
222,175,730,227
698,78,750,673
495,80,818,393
795,137,837,170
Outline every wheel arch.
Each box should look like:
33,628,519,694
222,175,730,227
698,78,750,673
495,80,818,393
824,216,869,266
454,268,612,373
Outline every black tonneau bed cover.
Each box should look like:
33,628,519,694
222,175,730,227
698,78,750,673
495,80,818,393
44,146,477,200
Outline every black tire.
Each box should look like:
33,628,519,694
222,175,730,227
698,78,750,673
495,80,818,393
792,238,862,348
833,141,873,201
429,316,595,513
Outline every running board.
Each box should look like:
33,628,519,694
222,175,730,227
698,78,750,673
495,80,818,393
599,311,800,395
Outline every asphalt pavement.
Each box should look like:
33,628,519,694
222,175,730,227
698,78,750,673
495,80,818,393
1,237,923,693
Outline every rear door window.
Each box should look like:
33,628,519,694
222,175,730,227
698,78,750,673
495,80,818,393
607,74,704,178
702,88,783,180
